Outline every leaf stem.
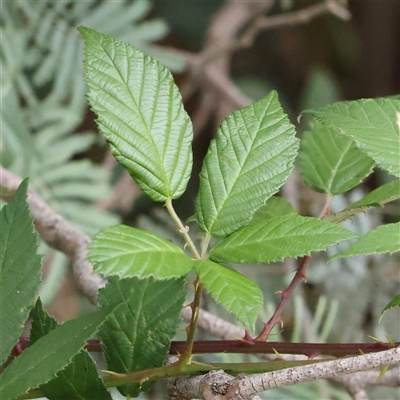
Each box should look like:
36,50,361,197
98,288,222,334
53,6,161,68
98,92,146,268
256,194,333,341
164,198,203,365
179,278,203,365
165,197,201,259
201,233,212,258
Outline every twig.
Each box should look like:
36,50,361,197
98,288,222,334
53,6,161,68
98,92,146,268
222,347,400,400
0,166,104,304
256,195,333,341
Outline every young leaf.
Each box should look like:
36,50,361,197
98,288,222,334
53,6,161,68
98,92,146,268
347,179,400,209
29,299,112,400
98,276,186,397
0,179,42,366
194,260,263,332
302,98,400,178
0,303,119,399
88,225,193,279
210,215,358,264
299,122,374,194
381,294,400,318
330,222,400,260
195,91,299,238
79,26,193,202
250,196,297,224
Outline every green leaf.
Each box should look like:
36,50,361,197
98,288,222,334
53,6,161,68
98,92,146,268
250,196,297,224
302,98,400,177
347,179,400,209
0,303,119,399
299,122,374,194
195,91,299,238
210,215,358,264
88,224,193,280
330,222,400,260
381,294,400,317
324,179,400,224
0,179,42,366
29,299,112,400
79,26,193,202
98,276,185,397
194,260,263,332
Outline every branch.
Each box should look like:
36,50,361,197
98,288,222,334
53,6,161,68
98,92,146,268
222,348,400,400
0,166,104,304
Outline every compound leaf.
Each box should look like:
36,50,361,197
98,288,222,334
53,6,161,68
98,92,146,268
210,215,358,264
299,122,374,194
330,222,400,260
88,225,193,279
0,303,119,399
29,298,112,400
195,91,299,238
0,179,42,366
79,27,193,202
302,98,400,177
98,276,185,397
194,260,263,332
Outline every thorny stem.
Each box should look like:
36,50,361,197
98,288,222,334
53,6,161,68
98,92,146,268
179,279,204,365
164,197,203,365
256,195,333,342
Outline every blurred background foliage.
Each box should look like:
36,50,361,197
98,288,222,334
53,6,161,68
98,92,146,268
1,1,399,399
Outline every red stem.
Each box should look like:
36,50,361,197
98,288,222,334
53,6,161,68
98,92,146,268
255,195,333,342
11,337,398,359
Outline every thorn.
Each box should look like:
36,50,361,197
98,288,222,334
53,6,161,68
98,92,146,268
385,335,395,346
377,366,389,380
272,348,282,360
367,335,382,343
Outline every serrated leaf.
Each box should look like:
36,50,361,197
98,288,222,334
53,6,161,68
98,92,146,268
324,179,400,224
250,196,297,224
195,91,299,238
347,179,400,209
0,303,119,399
299,122,374,194
98,276,185,397
88,225,193,279
194,260,263,332
381,294,400,317
0,179,42,366
302,98,400,177
330,222,400,260
79,26,193,202
210,215,358,264
29,299,112,400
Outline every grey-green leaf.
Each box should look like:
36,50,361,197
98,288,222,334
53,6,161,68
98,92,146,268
88,225,193,279
330,222,400,260
194,260,263,332
195,91,299,238
0,303,119,399
79,27,193,201
299,122,374,194
210,215,358,264
29,298,112,400
0,179,42,366
98,276,185,397
302,98,400,178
